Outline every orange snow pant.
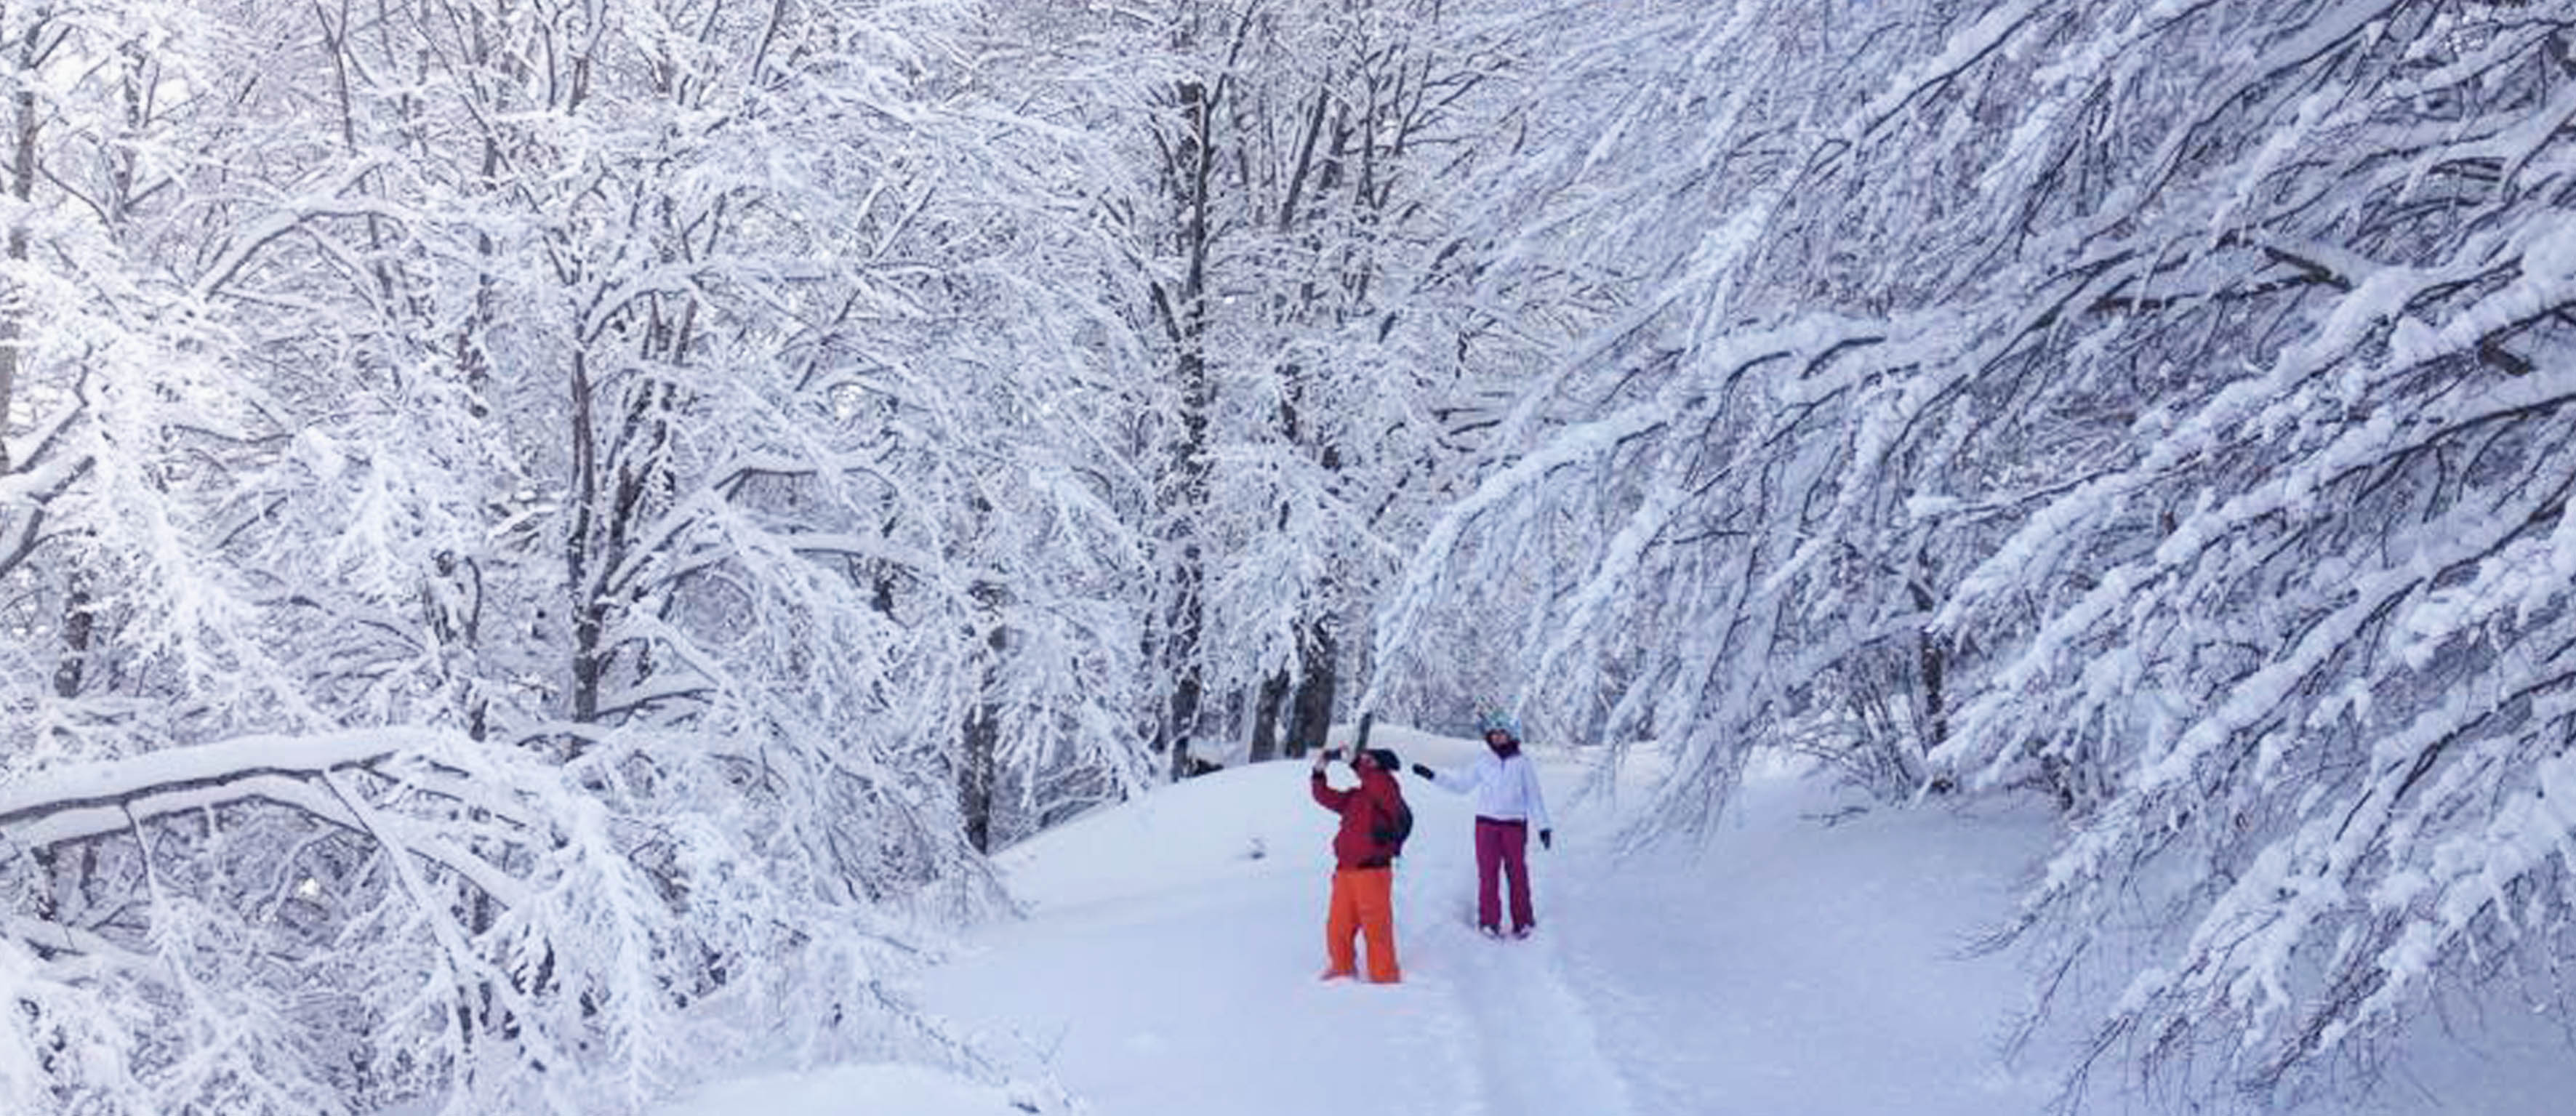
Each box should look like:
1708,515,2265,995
1323,866,1400,983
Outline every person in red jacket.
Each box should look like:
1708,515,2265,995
1310,745,1410,983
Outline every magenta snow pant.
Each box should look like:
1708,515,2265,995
1474,816,1535,933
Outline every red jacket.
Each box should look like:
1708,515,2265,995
1312,766,1407,870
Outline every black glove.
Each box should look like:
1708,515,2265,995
1539,829,1554,850
1411,763,1435,779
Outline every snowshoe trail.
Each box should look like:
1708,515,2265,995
1430,906,1639,1116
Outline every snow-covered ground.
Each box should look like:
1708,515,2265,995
657,726,2576,1115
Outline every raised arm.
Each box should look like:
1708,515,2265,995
1311,753,1352,811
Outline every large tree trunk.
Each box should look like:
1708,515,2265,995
1285,619,1336,759
1152,62,1224,782
1248,669,1290,763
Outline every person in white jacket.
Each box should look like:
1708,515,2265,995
1412,711,1553,938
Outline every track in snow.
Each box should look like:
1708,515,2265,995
1399,858,1640,1116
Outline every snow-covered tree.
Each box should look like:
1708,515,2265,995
1365,0,2576,1107
1,0,1148,1109
1078,0,1579,772
1363,0,1909,802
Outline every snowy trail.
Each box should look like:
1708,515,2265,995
1427,918,1640,1116
679,739,2576,1116
1381,742,1642,1116
910,740,1653,1116
902,744,2074,1116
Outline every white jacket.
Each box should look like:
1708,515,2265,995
1429,750,1552,830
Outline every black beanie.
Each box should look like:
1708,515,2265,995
1366,748,1401,774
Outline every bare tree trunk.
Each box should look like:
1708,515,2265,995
1285,619,1336,759
1160,334,1208,780
566,348,606,724
1248,669,1289,763
1906,576,1949,790
960,699,998,853
52,577,92,697
1153,60,1225,782
960,582,1006,851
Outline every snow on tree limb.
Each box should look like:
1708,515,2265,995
1365,1,2576,1106
0,730,431,834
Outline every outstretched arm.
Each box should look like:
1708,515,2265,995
1411,761,1474,795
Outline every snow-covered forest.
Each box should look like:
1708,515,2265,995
1,0,2569,1112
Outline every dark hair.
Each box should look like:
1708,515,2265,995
1364,747,1401,773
